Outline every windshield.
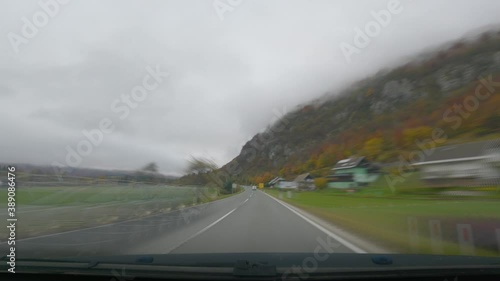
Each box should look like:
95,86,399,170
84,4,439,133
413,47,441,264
1,0,500,278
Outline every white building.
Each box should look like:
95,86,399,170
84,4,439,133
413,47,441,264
276,181,298,189
268,176,298,189
412,139,500,187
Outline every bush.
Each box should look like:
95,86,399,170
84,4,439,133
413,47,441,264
223,180,233,193
314,177,328,190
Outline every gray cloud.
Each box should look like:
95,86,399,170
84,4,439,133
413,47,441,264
1,0,500,175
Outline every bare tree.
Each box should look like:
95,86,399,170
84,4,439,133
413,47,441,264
142,162,158,173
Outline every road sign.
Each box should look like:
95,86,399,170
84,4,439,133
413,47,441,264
496,229,500,252
429,219,443,254
407,217,419,250
258,183,264,189
457,224,475,255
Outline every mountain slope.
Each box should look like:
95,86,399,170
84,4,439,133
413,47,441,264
201,30,500,184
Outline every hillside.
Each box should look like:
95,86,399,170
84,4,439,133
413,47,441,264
183,30,500,185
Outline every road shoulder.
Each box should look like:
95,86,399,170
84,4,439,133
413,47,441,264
263,191,392,254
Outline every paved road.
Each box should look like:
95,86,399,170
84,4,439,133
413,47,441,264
1,188,371,258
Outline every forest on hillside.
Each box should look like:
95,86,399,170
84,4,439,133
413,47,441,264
179,30,500,186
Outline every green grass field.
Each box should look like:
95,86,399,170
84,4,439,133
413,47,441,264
265,188,500,256
365,172,500,198
0,184,240,239
0,184,216,205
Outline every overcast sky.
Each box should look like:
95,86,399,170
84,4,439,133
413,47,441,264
1,0,500,175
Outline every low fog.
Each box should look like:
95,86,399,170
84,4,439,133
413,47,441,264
1,0,500,175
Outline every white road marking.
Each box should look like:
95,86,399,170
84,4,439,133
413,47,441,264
166,191,251,252
264,192,367,254
0,214,152,245
3,190,250,248
0,191,249,245
166,207,238,253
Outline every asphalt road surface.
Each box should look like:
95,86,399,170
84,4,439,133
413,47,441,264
1,187,378,259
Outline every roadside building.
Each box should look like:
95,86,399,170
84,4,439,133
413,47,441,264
268,176,299,189
411,139,500,187
276,180,299,189
293,173,315,190
268,176,284,188
327,156,381,189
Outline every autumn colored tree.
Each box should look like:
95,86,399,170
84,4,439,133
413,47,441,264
483,114,500,132
288,162,305,175
316,152,335,168
253,172,274,185
314,177,328,189
304,155,318,171
402,126,433,148
313,144,340,168
363,137,384,160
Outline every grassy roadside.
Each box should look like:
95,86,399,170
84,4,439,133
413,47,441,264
0,185,244,239
264,188,500,256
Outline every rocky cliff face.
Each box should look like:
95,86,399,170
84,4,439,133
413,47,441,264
219,31,500,180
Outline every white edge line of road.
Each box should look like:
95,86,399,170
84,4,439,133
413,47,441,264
0,188,250,245
263,191,367,254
